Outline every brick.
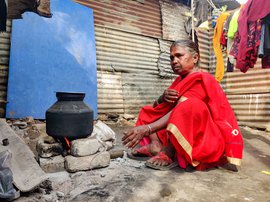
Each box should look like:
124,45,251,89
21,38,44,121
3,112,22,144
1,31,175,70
39,155,65,173
36,136,63,158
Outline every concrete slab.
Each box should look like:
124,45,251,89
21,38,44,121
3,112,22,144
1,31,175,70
0,119,48,192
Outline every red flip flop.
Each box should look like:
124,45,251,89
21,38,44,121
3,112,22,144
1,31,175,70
127,145,154,161
145,152,178,171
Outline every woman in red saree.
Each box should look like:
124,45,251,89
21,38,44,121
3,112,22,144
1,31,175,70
122,39,243,171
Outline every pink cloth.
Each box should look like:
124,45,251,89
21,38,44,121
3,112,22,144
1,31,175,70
235,0,270,71
230,20,262,72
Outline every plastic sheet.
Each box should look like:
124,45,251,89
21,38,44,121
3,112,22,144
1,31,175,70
0,150,19,200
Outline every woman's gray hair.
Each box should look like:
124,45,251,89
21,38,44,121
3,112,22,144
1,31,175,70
170,39,200,64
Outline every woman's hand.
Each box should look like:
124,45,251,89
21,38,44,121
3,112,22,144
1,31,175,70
122,125,150,148
162,89,179,103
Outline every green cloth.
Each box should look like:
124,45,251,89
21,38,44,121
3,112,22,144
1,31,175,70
227,9,240,39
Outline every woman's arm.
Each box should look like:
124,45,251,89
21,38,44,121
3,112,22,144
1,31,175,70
122,93,183,149
122,111,172,149
148,111,171,134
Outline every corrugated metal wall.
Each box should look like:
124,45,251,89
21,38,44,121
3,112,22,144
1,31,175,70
196,28,211,72
158,39,174,77
97,71,124,114
75,0,162,38
75,0,188,116
159,0,189,41
0,20,11,117
122,73,173,114
95,26,175,115
95,26,160,74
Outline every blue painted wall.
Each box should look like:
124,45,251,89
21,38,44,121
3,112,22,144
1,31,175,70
6,0,97,119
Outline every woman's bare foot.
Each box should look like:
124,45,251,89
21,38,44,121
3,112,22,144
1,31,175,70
146,142,175,167
146,152,173,167
131,140,162,157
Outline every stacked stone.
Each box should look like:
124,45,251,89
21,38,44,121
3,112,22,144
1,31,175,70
36,136,110,173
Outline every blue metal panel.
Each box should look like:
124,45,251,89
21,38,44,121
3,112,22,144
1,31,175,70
6,0,97,119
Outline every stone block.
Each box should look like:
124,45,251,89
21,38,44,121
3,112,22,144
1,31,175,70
70,138,102,157
39,155,65,173
36,136,63,158
65,151,110,172
109,149,124,159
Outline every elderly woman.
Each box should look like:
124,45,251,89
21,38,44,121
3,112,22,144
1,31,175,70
122,39,243,171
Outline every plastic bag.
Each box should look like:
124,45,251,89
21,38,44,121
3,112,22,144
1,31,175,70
0,150,19,200
90,120,116,151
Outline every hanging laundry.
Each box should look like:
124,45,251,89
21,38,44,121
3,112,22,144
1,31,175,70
226,10,240,66
212,8,222,28
227,9,240,39
220,29,227,48
230,20,262,73
262,14,270,57
213,12,230,82
0,0,7,32
230,0,270,73
258,24,266,58
226,60,234,72
220,11,232,50
7,0,52,19
223,12,234,33
260,14,270,68
223,11,235,71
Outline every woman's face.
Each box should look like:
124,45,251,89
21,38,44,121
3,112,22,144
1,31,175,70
170,45,199,77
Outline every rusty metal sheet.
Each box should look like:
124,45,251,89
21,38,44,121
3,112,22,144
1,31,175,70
227,93,270,129
122,72,173,115
159,0,189,41
158,39,174,77
97,71,124,114
75,0,162,38
95,26,160,74
222,68,270,94
197,29,211,71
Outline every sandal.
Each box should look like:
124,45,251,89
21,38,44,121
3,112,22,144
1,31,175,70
127,145,154,161
145,152,178,171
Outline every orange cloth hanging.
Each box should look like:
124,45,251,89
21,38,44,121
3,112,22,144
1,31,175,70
213,12,230,82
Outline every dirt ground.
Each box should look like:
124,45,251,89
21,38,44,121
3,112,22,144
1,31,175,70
5,120,270,202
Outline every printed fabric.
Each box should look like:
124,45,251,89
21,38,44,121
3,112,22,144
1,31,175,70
230,20,262,73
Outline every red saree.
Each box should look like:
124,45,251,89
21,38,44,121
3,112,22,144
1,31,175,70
136,72,243,170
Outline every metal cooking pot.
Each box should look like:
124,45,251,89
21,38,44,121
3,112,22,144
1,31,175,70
45,92,93,140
